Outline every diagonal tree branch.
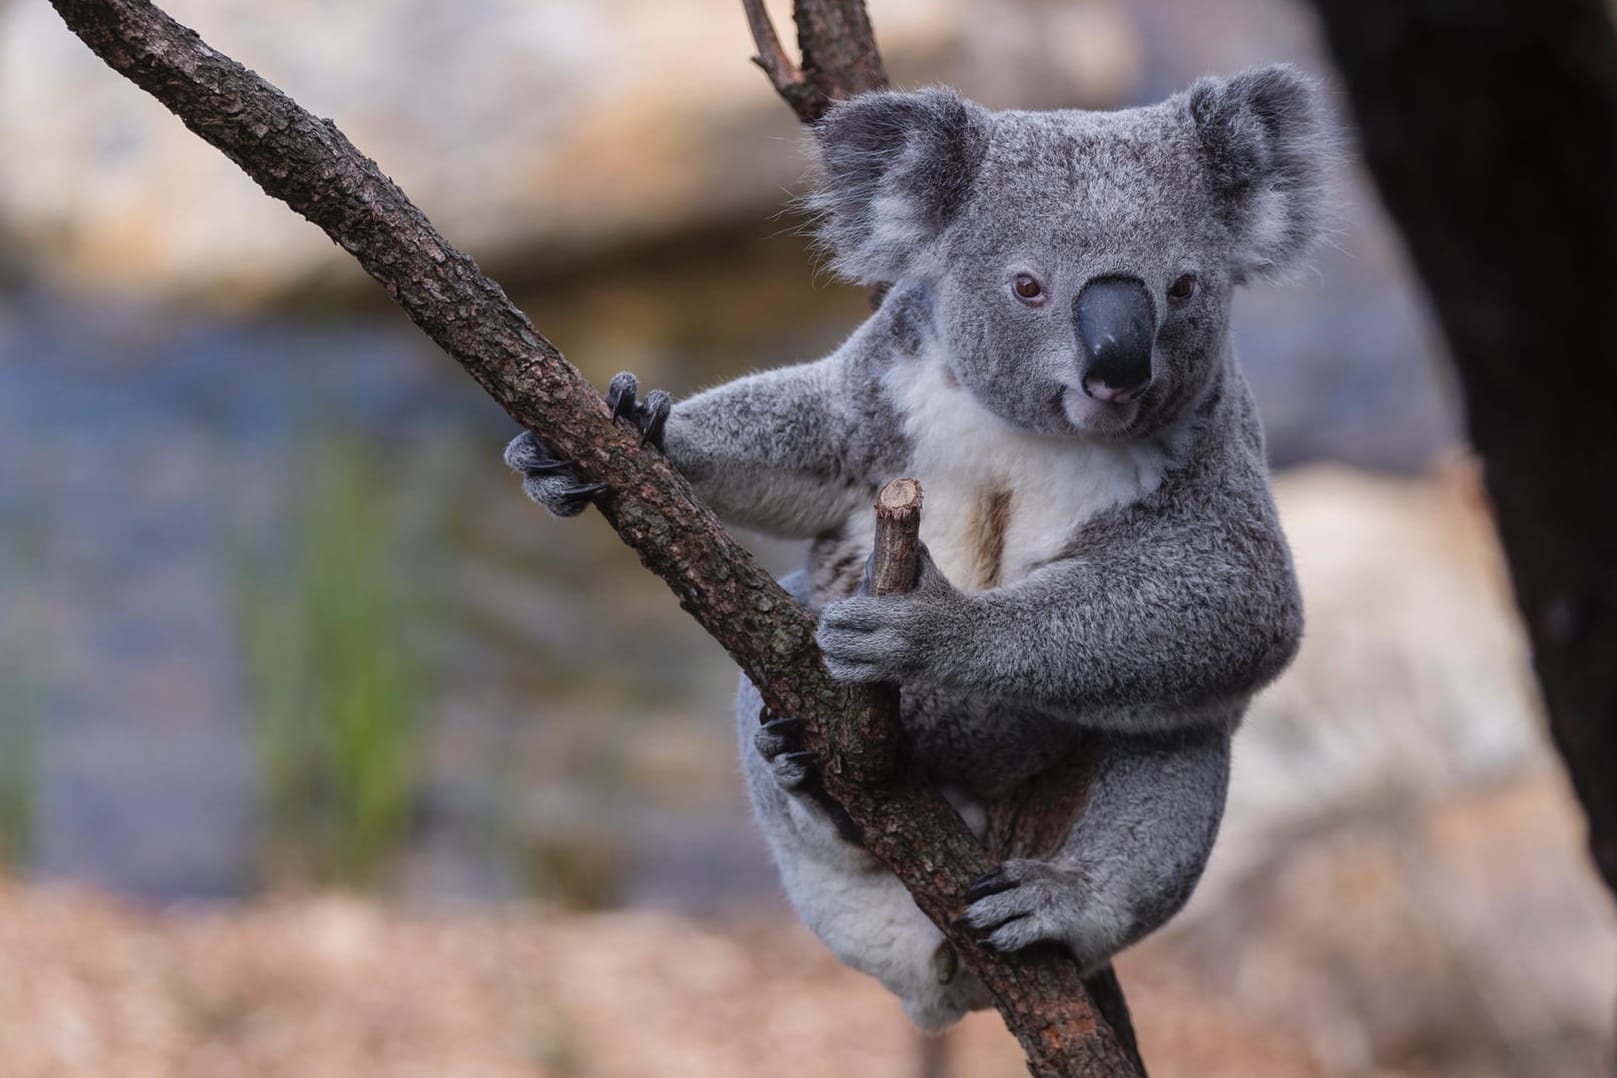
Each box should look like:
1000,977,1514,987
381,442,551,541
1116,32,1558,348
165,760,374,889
47,1,1138,1072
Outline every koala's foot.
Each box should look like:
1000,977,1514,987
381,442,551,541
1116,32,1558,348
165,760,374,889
504,431,604,517
604,371,672,448
904,971,994,1032
957,859,1099,957
754,711,862,845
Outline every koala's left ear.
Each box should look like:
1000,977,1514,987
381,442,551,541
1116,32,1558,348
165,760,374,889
1188,64,1333,279
807,88,993,284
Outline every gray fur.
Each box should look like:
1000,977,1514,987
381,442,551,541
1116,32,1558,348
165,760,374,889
504,65,1327,1030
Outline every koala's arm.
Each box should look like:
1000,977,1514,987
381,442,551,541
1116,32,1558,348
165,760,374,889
963,492,1301,725
818,460,1302,732
661,341,902,539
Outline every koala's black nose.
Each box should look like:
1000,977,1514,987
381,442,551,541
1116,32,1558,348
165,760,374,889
1074,276,1156,403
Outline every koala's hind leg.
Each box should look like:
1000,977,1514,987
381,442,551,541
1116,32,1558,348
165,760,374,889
958,726,1230,969
737,674,990,1030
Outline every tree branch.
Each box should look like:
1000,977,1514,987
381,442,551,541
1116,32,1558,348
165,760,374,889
48,0,1139,1072
740,0,820,124
742,0,887,122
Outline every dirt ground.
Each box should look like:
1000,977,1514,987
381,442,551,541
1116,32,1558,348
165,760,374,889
0,880,1318,1078
1,767,1614,1076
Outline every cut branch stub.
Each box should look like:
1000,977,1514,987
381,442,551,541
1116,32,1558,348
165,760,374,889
819,478,922,788
870,477,923,595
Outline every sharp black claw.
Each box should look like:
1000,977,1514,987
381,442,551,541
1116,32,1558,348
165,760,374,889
965,867,1014,903
606,371,640,422
638,391,672,449
782,751,817,768
640,407,669,448
761,716,804,738
561,483,607,499
526,458,575,474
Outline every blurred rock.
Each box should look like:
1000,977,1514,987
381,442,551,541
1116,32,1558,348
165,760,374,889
1145,461,1617,1075
1207,460,1547,908
0,0,1138,303
1145,770,1617,1077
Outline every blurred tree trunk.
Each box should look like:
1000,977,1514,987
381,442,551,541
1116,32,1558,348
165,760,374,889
1312,1,1617,895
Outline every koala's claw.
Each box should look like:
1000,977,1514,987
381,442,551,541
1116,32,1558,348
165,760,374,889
753,714,816,791
955,859,1076,954
522,457,576,474
605,371,672,449
560,482,608,498
779,751,820,788
756,716,806,765
753,709,862,844
964,866,1017,903
505,431,606,518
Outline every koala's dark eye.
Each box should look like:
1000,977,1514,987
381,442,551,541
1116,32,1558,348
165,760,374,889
1012,273,1045,303
1167,273,1198,303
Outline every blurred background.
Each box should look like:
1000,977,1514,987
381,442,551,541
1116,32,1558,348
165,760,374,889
0,0,1613,1074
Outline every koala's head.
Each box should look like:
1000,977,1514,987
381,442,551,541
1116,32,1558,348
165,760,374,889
808,66,1333,440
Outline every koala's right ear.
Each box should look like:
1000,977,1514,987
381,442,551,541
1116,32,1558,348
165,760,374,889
1188,65,1334,279
807,88,992,284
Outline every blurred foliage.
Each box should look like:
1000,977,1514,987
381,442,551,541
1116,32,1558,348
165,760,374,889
519,823,631,910
0,526,46,875
0,632,41,874
231,436,434,890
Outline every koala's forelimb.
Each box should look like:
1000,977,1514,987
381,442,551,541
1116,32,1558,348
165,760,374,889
660,348,902,537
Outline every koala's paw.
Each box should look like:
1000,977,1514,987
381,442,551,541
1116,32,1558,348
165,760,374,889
502,372,671,518
815,544,958,684
754,712,862,844
503,431,605,518
605,371,672,449
956,859,1086,954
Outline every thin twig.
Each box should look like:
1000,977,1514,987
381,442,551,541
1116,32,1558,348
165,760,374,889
740,0,822,124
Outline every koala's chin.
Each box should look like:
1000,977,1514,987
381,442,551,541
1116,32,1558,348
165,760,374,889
1059,384,1143,438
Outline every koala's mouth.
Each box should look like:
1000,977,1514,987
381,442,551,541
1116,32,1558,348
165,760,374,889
1059,386,1140,435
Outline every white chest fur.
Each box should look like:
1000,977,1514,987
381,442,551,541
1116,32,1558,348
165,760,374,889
882,354,1170,591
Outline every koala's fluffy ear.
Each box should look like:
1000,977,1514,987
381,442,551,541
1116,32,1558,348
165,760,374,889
1189,64,1333,279
807,88,992,284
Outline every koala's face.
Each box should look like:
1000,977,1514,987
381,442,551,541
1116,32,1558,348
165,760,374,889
810,68,1331,440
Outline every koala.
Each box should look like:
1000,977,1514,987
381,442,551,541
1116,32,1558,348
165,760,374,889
505,64,1326,1030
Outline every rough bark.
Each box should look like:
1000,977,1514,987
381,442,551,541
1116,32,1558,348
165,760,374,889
1312,0,1617,899
48,0,1139,1072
